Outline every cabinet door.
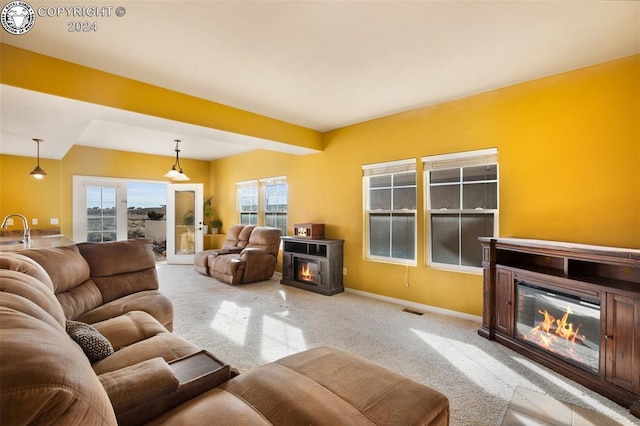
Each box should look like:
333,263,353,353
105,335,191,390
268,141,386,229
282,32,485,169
495,268,514,336
282,253,293,281
605,293,640,392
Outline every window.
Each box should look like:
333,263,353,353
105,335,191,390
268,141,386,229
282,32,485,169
363,159,417,264
423,148,498,271
236,177,288,235
237,180,258,225
73,176,128,243
86,185,118,242
261,177,287,236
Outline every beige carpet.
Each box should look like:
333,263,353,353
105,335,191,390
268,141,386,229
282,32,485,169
157,264,637,426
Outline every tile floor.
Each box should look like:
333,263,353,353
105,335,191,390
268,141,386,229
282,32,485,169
501,386,625,426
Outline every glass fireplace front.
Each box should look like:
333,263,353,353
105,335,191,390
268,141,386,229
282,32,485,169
295,257,319,285
515,281,600,374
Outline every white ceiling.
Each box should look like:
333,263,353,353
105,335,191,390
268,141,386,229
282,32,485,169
1,1,638,160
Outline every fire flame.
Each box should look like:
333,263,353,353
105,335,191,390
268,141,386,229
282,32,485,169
299,264,313,281
522,305,587,362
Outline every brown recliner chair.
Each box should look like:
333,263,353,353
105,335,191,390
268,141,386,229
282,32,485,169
193,225,255,276
208,226,282,285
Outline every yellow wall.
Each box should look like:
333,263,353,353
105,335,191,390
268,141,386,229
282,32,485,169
0,155,61,230
1,48,638,316
212,55,639,316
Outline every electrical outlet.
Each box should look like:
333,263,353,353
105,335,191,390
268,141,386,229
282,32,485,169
50,218,59,225
5,218,13,226
32,218,38,225
343,267,347,275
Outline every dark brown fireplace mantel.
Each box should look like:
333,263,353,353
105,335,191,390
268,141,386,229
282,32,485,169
478,237,640,418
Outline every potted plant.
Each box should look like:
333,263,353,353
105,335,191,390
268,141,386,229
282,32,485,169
203,196,214,234
211,218,222,235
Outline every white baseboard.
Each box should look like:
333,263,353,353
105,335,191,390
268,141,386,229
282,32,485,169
344,287,482,323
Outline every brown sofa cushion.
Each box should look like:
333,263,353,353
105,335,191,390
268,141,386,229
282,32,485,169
0,267,66,328
245,227,281,256
19,244,92,293
75,289,174,332
19,245,104,320
91,311,168,351
0,252,54,290
78,239,158,303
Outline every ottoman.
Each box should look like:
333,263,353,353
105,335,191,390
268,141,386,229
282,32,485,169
148,346,449,425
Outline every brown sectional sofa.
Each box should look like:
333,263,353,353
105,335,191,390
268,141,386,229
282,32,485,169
0,238,449,425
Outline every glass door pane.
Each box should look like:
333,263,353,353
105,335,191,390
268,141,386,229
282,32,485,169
166,183,203,264
86,185,117,242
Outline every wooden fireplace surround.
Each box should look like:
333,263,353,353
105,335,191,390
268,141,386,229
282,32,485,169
478,237,640,418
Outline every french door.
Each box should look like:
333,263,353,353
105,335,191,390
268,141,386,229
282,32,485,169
166,183,203,264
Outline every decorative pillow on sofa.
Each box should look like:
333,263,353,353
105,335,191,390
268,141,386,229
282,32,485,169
66,320,114,363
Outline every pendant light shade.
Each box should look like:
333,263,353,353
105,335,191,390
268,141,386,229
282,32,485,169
164,139,190,181
30,138,47,181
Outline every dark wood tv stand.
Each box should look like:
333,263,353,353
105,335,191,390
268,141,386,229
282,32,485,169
478,237,640,418
281,236,344,295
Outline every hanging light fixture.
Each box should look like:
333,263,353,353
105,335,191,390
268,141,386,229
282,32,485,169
164,139,190,181
29,138,47,181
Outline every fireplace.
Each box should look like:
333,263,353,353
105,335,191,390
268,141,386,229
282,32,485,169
281,236,344,295
515,281,600,374
478,237,640,418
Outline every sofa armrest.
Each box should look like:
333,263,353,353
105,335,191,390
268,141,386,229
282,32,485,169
239,247,272,260
99,357,179,415
240,248,277,283
219,247,243,254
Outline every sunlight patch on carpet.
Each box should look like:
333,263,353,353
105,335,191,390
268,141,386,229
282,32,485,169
261,315,307,362
210,300,251,346
511,356,624,421
412,328,538,398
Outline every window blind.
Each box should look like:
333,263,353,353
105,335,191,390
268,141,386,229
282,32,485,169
422,148,498,171
362,158,416,176
236,179,258,188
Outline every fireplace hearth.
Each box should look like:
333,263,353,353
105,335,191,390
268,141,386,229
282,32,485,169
281,236,344,295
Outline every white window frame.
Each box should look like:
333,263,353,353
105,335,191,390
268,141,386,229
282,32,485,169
363,158,417,265
237,180,259,226
423,148,499,273
72,176,128,242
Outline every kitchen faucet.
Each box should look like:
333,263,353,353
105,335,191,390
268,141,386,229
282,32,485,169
1,214,31,244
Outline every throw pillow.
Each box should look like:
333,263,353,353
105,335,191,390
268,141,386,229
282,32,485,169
66,320,114,363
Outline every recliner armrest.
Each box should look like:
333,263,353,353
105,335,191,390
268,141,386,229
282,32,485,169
239,247,273,260
217,247,243,255
99,357,179,415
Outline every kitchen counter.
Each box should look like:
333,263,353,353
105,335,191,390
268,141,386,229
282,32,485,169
0,235,75,251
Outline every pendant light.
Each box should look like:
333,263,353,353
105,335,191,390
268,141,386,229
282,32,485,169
164,139,190,181
29,138,47,181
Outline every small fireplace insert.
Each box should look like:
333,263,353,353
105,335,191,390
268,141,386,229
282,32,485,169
295,257,319,285
515,281,600,374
